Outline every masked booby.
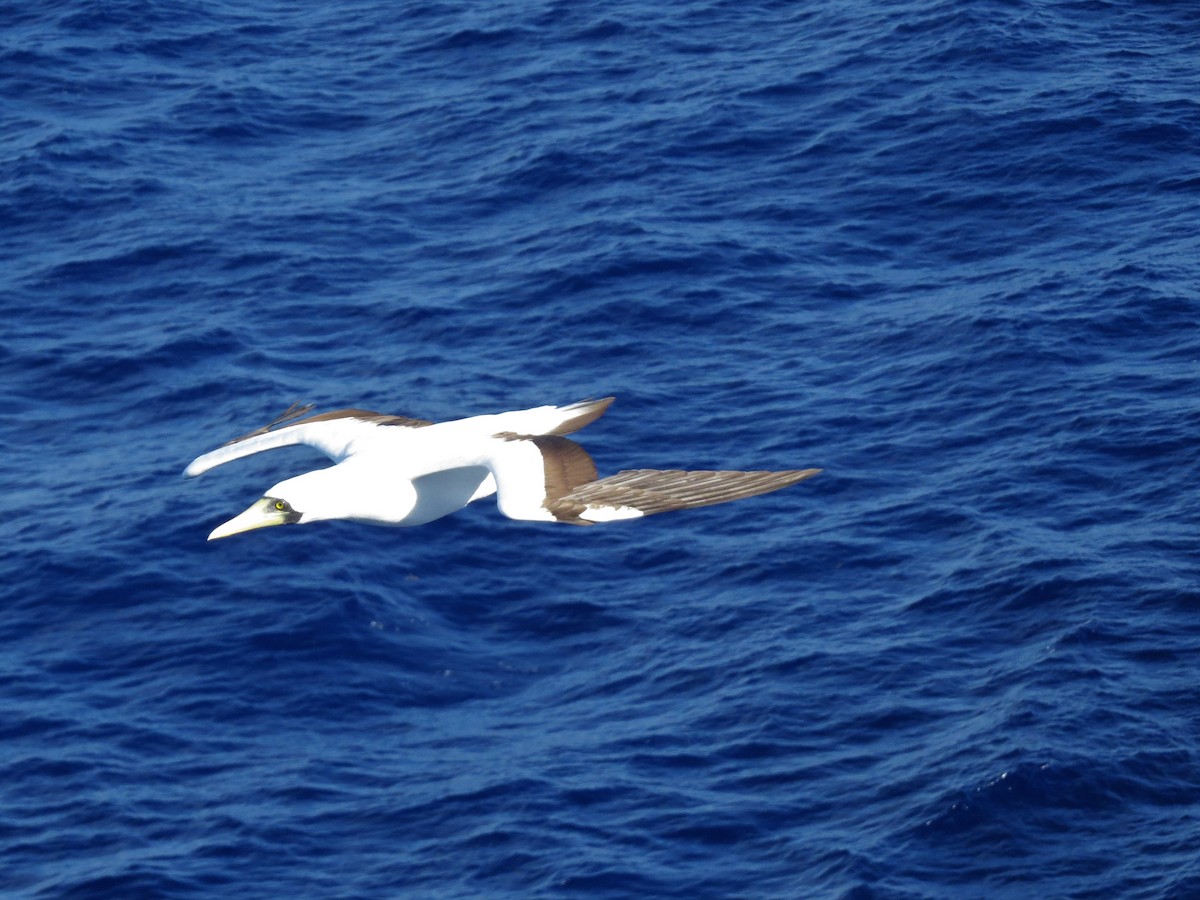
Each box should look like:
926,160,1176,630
184,397,820,540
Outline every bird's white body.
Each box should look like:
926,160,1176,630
184,398,819,540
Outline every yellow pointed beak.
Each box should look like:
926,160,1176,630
208,497,292,541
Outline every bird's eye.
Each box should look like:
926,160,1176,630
274,500,287,511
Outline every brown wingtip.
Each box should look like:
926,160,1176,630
221,402,315,446
549,397,615,436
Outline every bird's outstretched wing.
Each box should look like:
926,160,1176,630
483,432,821,525
184,397,615,479
183,405,432,477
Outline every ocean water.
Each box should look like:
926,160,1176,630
3,1,1199,896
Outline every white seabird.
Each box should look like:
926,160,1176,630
184,397,821,540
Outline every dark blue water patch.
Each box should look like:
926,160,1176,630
4,0,1200,897
37,241,213,286
423,26,533,53
910,747,1200,887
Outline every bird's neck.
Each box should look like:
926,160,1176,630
284,463,417,525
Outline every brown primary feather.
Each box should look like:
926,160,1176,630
561,467,822,517
220,402,314,446
546,396,614,436
221,405,433,447
296,409,434,429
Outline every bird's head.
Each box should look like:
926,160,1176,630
207,494,303,541
206,470,335,541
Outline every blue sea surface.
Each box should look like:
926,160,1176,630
3,1,1199,897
